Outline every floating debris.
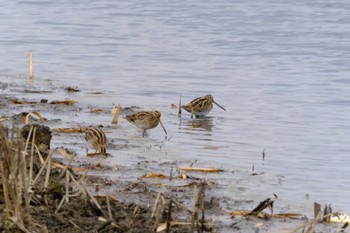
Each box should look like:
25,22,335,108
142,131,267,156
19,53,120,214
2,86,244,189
203,146,220,150
24,89,51,94
50,100,78,105
12,99,37,104
65,86,80,92
52,127,85,133
51,161,88,172
91,108,107,113
10,98,78,105
179,167,224,173
87,91,104,95
141,173,188,179
141,173,168,179
246,194,278,217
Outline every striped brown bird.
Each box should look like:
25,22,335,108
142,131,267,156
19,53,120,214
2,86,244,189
85,127,107,155
182,94,226,117
123,110,167,137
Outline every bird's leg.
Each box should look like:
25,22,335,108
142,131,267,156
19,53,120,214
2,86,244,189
142,130,146,137
191,107,194,118
178,94,182,117
86,148,88,156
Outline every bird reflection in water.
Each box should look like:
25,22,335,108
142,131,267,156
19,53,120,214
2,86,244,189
181,117,214,132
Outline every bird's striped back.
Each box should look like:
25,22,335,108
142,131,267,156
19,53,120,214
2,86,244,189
182,95,214,116
123,110,161,129
85,127,107,154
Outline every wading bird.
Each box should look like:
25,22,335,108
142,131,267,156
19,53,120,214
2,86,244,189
123,110,167,137
182,94,226,117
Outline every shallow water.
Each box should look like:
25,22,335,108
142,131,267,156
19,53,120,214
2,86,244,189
1,0,350,217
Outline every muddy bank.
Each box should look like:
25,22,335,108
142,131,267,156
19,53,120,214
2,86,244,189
0,78,342,232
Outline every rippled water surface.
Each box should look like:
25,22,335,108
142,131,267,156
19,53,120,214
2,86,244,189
1,0,350,215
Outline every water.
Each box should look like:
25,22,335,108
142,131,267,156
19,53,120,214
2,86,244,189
1,0,350,215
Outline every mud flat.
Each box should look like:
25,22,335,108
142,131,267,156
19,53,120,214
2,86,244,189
0,77,343,232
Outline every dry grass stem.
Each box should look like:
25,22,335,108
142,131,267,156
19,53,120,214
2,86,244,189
179,167,224,173
31,151,52,187
25,111,45,124
56,193,82,213
289,212,336,233
12,99,37,104
151,191,162,218
142,173,168,179
157,222,211,232
33,144,45,164
30,126,36,156
58,147,74,160
29,50,34,81
112,104,120,124
58,149,76,179
69,172,87,199
200,184,206,232
153,193,164,230
166,200,173,233
227,209,305,219
78,179,107,217
51,127,85,133
171,199,193,215
314,202,321,221
28,127,36,191
65,170,70,203
21,152,30,209
191,184,198,232
69,220,84,232
107,195,113,220
91,108,106,113
10,218,31,233
51,162,87,172
50,100,78,105
44,153,52,188
0,161,11,219
23,125,33,152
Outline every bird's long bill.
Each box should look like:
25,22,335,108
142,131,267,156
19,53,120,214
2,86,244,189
213,100,227,111
159,120,167,135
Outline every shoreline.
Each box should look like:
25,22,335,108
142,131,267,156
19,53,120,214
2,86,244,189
0,76,340,232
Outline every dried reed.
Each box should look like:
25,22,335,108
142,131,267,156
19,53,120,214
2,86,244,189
0,125,36,232
112,104,120,124
29,50,34,81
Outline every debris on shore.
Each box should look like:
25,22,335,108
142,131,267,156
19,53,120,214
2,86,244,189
0,78,347,233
